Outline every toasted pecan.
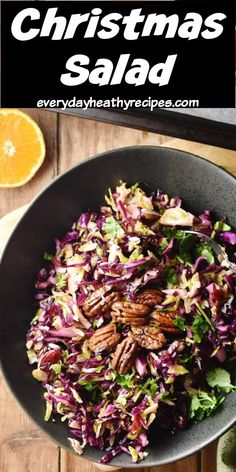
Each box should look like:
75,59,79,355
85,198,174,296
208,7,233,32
135,289,163,307
83,286,120,317
88,323,121,353
150,310,181,334
111,300,150,326
131,325,166,350
111,335,138,374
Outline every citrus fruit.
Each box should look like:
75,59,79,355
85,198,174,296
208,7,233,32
0,109,46,187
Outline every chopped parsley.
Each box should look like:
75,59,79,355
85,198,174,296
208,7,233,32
140,378,158,397
78,379,97,391
178,235,194,263
191,315,209,343
206,368,236,393
164,267,179,286
173,316,187,331
111,372,135,389
190,391,225,421
195,302,215,331
163,228,190,240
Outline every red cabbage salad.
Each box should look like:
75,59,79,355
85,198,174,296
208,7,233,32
26,182,236,464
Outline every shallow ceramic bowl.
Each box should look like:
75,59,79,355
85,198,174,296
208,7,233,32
0,146,236,467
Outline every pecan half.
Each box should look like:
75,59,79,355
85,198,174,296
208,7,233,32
83,286,120,317
111,301,150,326
111,336,138,374
135,289,163,307
150,310,181,334
88,323,121,353
131,325,166,350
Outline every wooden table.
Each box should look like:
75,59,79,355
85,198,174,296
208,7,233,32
0,109,235,472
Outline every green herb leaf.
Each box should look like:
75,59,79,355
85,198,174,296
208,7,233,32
195,302,215,331
160,391,171,400
103,216,125,240
192,315,209,343
140,378,158,397
78,379,97,391
163,229,189,240
195,243,215,265
178,235,194,263
55,273,67,289
111,372,135,389
44,252,53,261
164,267,179,286
173,316,186,331
181,353,194,363
190,391,225,421
206,368,236,393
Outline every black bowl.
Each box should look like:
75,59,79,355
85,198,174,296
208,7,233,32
0,146,236,467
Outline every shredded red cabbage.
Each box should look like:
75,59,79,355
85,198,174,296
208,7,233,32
26,182,236,464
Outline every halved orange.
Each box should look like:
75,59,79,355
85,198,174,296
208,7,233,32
0,109,46,187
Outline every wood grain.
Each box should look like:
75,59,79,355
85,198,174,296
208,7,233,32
60,450,109,472
142,454,198,472
0,363,59,472
0,109,59,472
201,442,217,472
1,108,235,472
59,449,198,472
0,109,58,218
58,113,170,173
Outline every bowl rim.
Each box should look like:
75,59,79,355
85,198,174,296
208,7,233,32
0,144,236,467
2,143,236,254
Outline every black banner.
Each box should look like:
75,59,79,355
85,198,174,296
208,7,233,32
1,1,235,108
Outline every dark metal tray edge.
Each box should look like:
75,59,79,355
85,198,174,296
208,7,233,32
52,108,236,150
